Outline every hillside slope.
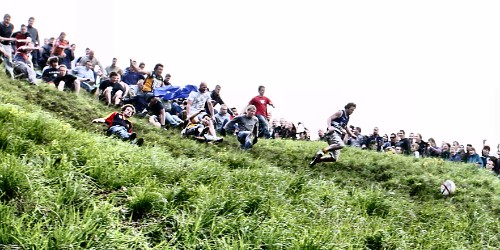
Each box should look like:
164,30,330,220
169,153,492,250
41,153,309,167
0,73,499,249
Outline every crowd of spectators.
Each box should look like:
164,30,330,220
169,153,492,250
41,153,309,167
0,14,311,145
1,13,499,177
321,126,500,177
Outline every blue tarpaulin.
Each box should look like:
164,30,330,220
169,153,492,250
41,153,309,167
153,85,198,100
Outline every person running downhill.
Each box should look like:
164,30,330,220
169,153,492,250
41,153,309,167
309,102,357,167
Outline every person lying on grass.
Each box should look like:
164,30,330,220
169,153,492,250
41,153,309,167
92,104,144,146
181,110,223,143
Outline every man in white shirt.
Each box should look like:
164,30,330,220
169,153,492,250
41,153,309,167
185,82,221,141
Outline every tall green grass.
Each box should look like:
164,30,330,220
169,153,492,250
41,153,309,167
0,72,499,249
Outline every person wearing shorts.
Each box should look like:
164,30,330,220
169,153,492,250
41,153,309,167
310,102,357,167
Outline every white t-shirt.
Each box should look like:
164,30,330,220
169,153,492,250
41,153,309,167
187,91,211,116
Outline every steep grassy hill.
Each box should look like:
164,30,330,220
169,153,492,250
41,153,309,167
0,73,499,249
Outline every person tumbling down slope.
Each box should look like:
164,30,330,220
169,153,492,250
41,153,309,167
223,105,259,150
92,104,144,146
309,102,357,167
181,110,223,143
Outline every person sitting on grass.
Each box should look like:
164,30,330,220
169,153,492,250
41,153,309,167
222,105,259,150
92,104,143,146
41,56,60,85
98,71,125,107
145,96,168,129
53,64,80,94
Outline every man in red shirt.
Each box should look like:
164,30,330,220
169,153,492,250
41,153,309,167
11,24,32,50
92,104,144,146
248,85,275,139
51,32,69,64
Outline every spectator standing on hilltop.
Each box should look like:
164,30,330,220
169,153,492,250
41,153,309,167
248,85,275,139
80,50,107,78
26,17,40,68
38,37,54,69
208,85,230,114
0,14,15,78
105,57,122,76
0,14,14,56
75,48,90,67
61,44,75,69
310,102,357,167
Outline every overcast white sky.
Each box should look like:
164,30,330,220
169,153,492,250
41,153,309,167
6,0,500,149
